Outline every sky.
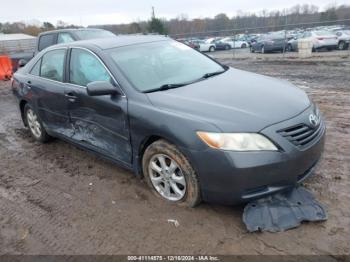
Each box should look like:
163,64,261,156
0,0,347,26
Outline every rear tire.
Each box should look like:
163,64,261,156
261,45,265,54
142,139,201,207
338,41,346,50
241,43,247,48
24,104,51,143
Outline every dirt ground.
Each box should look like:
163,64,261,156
0,55,349,255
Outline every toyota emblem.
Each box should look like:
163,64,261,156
309,114,320,127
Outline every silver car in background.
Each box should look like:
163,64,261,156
288,30,338,52
334,30,350,50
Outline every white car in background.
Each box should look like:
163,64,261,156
193,39,216,52
302,30,338,51
334,30,350,50
220,37,249,49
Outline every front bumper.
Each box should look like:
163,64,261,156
183,106,326,205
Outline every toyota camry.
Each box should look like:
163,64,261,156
12,35,325,207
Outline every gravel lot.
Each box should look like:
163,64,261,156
0,54,349,255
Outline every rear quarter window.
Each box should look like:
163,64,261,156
40,49,66,82
30,59,41,76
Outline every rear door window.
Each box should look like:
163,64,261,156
40,49,66,82
69,48,111,86
38,34,57,51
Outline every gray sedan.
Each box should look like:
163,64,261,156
12,36,325,206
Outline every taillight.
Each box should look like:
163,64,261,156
10,77,18,91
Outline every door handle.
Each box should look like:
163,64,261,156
65,92,77,102
26,80,32,89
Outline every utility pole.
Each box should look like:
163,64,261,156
152,6,155,19
283,10,288,57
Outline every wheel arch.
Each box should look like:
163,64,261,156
19,99,28,126
135,134,198,179
136,135,166,177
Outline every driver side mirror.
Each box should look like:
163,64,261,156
86,81,121,96
18,59,28,68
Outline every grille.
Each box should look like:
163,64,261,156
278,120,325,148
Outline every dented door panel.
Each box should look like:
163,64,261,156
68,86,132,164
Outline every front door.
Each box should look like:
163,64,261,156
66,48,131,164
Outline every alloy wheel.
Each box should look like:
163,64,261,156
148,154,186,201
26,109,42,139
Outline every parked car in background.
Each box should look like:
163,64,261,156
205,37,223,44
334,30,350,50
12,35,325,207
35,28,116,55
250,34,287,53
214,40,232,50
245,34,260,47
16,28,116,69
301,30,338,51
176,38,200,50
220,37,248,49
287,32,304,52
192,39,216,52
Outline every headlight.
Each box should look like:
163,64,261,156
197,132,278,151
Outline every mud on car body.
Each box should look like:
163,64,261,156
12,35,325,207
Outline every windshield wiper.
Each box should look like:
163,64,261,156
144,68,228,93
144,83,187,93
202,70,226,79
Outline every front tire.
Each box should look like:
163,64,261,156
261,45,265,54
142,139,201,207
24,104,51,143
209,46,215,52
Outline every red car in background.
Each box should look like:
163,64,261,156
176,38,200,50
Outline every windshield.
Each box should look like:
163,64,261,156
108,40,225,92
75,30,115,40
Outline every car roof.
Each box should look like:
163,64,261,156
46,35,170,51
38,28,107,36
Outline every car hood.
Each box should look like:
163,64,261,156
146,68,310,132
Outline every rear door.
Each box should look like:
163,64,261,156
66,47,131,164
27,48,71,135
